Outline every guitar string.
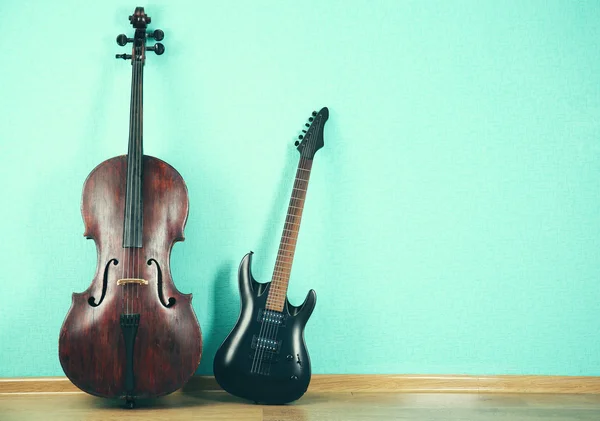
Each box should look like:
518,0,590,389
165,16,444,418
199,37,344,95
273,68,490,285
257,126,312,373
253,164,304,373
267,163,310,375
256,115,320,374
264,116,321,375
266,124,319,375
251,147,305,373
261,168,303,374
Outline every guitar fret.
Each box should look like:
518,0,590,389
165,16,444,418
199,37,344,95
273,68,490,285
268,156,316,304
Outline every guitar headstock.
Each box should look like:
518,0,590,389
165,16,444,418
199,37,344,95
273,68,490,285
295,107,329,159
115,7,165,64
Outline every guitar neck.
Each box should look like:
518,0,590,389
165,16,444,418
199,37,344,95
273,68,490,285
266,158,314,312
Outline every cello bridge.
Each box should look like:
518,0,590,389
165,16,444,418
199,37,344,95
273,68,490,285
117,278,149,286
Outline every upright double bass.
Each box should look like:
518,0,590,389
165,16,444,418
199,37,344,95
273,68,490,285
59,8,202,407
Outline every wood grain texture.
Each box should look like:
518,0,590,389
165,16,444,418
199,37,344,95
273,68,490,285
58,155,202,399
3,375,600,395
1,391,600,421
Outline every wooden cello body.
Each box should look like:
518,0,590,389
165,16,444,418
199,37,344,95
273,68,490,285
58,9,201,406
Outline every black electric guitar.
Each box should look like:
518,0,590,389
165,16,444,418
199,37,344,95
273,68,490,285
213,107,328,404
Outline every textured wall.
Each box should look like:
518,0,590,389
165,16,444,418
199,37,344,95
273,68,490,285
0,0,599,377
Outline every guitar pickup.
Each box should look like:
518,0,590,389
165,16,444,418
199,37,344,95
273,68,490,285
257,309,287,327
251,335,281,353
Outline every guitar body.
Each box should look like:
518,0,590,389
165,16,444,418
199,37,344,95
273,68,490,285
214,107,327,404
213,253,316,404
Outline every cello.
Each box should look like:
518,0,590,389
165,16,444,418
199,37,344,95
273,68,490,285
59,8,202,408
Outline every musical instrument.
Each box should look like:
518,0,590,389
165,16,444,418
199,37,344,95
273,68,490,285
58,8,202,408
213,107,328,404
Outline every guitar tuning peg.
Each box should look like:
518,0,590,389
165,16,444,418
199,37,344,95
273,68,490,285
305,123,310,127
312,111,317,116
147,43,165,55
148,29,164,41
302,130,307,133
298,135,303,139
308,117,314,122
116,34,133,46
295,141,300,146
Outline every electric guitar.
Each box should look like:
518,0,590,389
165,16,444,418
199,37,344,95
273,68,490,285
213,107,329,404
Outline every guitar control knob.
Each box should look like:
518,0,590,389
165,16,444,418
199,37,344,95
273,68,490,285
287,354,294,361
290,375,298,380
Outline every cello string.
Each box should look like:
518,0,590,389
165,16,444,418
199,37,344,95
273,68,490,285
127,52,140,315
124,55,136,316
133,53,141,315
134,50,143,315
127,56,138,316
136,50,144,315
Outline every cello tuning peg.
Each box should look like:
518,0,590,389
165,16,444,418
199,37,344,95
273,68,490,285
148,29,164,41
116,34,133,46
147,43,165,55
115,53,133,60
312,111,317,116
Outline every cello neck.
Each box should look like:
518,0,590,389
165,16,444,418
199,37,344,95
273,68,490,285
123,48,145,248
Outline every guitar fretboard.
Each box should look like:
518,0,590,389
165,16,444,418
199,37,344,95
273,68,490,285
266,158,313,312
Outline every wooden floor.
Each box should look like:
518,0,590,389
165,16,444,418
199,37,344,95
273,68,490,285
2,391,600,421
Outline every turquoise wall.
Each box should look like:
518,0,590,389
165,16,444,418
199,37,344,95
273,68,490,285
0,0,599,377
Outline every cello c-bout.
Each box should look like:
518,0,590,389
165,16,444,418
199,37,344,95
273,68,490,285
58,8,202,407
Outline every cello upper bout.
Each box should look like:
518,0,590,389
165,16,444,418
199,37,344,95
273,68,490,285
142,156,189,244
80,155,128,241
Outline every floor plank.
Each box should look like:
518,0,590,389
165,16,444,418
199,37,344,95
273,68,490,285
1,391,600,421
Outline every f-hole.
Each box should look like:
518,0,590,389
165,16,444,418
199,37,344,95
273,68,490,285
88,258,118,307
147,258,176,308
